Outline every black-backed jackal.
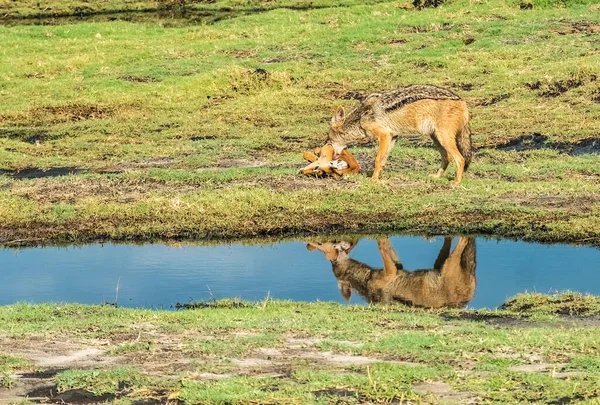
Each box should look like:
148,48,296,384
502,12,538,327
321,84,472,185
307,237,477,308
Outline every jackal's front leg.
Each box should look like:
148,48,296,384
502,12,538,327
362,121,394,180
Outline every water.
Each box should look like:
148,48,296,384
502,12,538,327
1,235,599,310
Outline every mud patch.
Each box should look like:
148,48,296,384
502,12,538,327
398,22,453,33
0,128,59,144
484,133,600,156
0,167,83,179
285,337,322,348
106,157,175,171
214,158,270,169
526,74,596,98
342,90,369,101
548,393,600,405
592,89,600,104
446,82,475,92
486,133,548,152
32,104,114,123
412,60,447,70
568,138,600,156
280,135,303,143
262,56,291,64
23,384,174,405
29,387,116,404
508,363,560,372
233,175,353,192
10,176,198,204
0,8,250,28
313,387,357,398
500,194,600,212
519,2,533,10
413,381,453,395
0,3,351,28
192,372,234,380
556,21,600,36
471,93,510,106
222,48,259,59
227,67,294,96
387,38,408,46
441,312,532,326
19,369,66,379
414,381,477,403
501,293,600,316
444,309,600,328
412,0,444,9
8,173,345,205
190,135,217,141
120,75,161,83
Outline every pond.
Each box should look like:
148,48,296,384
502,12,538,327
1,235,599,310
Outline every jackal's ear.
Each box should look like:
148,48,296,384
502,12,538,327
332,106,345,123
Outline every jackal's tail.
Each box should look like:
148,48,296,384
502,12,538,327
456,125,472,171
460,237,477,276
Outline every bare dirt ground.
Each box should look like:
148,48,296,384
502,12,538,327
2,316,594,405
0,329,483,404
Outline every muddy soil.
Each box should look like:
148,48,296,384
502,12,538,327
1,315,598,404
0,332,413,404
480,133,600,155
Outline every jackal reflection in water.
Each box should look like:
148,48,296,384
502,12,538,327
307,237,476,308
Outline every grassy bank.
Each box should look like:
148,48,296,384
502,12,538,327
1,293,600,404
0,0,600,244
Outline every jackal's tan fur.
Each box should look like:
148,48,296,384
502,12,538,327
307,237,477,308
326,84,472,185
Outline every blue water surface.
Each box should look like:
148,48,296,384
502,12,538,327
1,236,598,309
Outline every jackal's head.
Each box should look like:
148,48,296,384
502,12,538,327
306,240,357,261
307,240,359,302
328,105,368,150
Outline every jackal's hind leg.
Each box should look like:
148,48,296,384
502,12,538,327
429,133,450,178
441,236,470,273
436,130,465,185
432,150,449,178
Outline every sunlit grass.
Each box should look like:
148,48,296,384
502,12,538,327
0,0,599,243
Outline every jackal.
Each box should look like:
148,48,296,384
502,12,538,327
307,237,477,308
326,84,472,185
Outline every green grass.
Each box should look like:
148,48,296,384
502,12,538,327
0,354,29,388
2,293,600,403
0,0,599,245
